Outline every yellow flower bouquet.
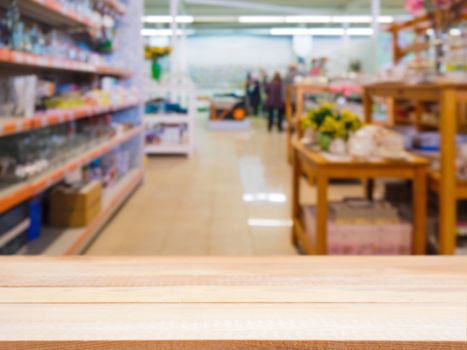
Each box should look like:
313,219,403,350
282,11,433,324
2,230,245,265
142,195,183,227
301,103,362,152
144,46,172,60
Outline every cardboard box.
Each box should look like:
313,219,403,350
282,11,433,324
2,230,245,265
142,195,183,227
49,181,102,212
49,181,103,228
49,200,101,228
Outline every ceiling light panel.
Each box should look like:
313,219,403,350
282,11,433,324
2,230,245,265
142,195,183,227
332,15,371,23
270,28,346,36
142,16,194,23
238,16,285,23
347,28,374,36
285,16,331,23
270,27,373,36
195,16,238,23
141,28,193,36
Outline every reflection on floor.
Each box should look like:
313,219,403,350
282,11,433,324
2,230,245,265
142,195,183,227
86,115,364,256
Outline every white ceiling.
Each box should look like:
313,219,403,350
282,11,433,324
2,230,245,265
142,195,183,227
144,0,406,16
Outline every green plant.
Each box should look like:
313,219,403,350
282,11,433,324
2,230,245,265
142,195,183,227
301,103,362,142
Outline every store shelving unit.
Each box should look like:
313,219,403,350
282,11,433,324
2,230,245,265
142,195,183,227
387,11,467,66
0,126,143,214
0,0,132,77
367,9,467,255
384,10,467,129
0,0,144,256
0,48,132,77
144,79,197,157
0,219,30,252
0,0,98,29
145,143,193,155
144,114,190,124
364,82,467,255
99,0,127,16
28,168,143,255
0,99,139,137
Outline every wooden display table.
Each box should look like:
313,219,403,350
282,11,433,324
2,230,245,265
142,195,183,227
387,11,467,65
0,256,466,349
292,138,430,255
364,82,467,255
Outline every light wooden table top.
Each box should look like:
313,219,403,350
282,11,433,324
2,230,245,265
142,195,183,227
364,81,467,91
363,81,467,102
0,256,466,349
293,138,429,168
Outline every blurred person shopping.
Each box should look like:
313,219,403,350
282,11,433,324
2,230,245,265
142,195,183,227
247,74,261,116
265,72,284,132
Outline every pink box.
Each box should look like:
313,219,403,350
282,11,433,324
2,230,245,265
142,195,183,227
303,206,412,255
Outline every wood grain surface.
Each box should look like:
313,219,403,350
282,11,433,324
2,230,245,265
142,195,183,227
0,257,466,349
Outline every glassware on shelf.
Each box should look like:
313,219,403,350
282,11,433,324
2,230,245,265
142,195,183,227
0,114,128,188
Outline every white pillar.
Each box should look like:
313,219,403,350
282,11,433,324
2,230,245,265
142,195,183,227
170,0,179,100
342,22,350,72
371,0,380,73
180,30,188,75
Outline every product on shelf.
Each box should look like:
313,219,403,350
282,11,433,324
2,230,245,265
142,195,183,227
146,99,188,115
0,74,137,121
0,0,141,257
443,33,467,81
145,123,189,146
39,86,137,112
303,201,412,255
48,180,102,228
0,0,128,69
84,143,134,188
0,75,36,118
331,199,401,224
382,4,466,86
0,115,135,188
0,203,29,255
402,131,467,180
144,79,196,156
348,125,406,161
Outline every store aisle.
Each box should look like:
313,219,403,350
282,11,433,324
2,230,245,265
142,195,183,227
87,114,296,255
87,114,363,256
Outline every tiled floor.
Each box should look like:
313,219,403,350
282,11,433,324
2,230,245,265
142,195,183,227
86,114,363,256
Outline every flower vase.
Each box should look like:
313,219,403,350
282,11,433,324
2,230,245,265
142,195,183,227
317,133,332,152
303,128,316,144
329,138,347,156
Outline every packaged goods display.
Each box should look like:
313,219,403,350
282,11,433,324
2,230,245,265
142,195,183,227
145,100,188,115
0,74,137,120
0,117,136,187
348,125,407,161
145,100,191,147
145,123,189,146
0,75,36,118
0,203,29,255
48,180,103,228
0,0,126,59
144,81,196,156
83,142,136,188
0,0,141,257
49,143,136,230
303,201,412,255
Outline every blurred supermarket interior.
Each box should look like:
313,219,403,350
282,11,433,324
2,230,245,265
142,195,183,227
0,0,466,256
